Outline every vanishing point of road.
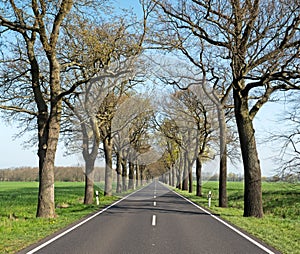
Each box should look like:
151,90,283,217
19,181,279,254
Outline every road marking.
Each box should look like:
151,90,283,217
153,201,156,206
152,215,156,226
154,195,156,198
172,188,276,254
25,184,150,254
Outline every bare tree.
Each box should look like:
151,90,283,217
112,94,155,191
157,86,216,194
0,0,76,218
270,97,300,179
151,0,300,217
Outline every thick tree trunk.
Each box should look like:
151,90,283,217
36,132,57,218
140,165,145,186
172,166,176,187
176,170,182,189
121,158,128,191
182,151,188,190
196,155,202,197
116,153,122,193
176,156,183,189
128,161,135,190
81,116,100,204
234,89,263,218
84,159,95,204
104,137,113,196
36,58,62,218
218,108,228,207
36,106,61,218
135,164,139,188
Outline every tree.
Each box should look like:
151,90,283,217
62,15,144,201
0,0,76,218
172,87,215,195
152,0,300,217
270,97,300,179
112,95,156,190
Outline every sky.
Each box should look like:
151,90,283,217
0,0,293,177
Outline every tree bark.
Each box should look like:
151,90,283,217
135,164,139,188
233,89,263,218
36,56,62,218
182,151,188,190
176,156,183,189
188,159,193,193
128,161,135,189
116,152,122,193
121,158,128,191
140,165,145,186
218,108,228,207
36,126,57,218
84,159,95,204
81,117,100,204
196,155,202,197
104,137,113,196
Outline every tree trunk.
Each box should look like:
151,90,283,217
182,151,188,190
104,137,113,196
128,161,135,190
81,116,100,204
135,164,139,188
121,158,128,191
218,108,228,207
116,152,122,193
36,58,62,218
172,166,176,187
176,156,183,189
188,160,193,193
196,155,202,197
36,130,57,218
233,89,263,218
84,159,95,204
140,165,145,186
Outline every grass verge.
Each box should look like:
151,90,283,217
173,181,300,254
0,181,130,254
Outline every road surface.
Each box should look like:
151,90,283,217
20,181,278,254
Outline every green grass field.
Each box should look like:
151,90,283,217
175,181,300,254
0,181,299,254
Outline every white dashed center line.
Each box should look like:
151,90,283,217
153,201,156,206
152,215,156,226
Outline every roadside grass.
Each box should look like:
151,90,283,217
0,181,125,254
174,181,300,254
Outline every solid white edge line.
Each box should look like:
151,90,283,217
152,215,156,226
171,189,276,254
26,185,149,254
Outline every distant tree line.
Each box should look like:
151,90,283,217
0,167,110,182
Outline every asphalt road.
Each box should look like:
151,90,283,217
20,181,278,254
